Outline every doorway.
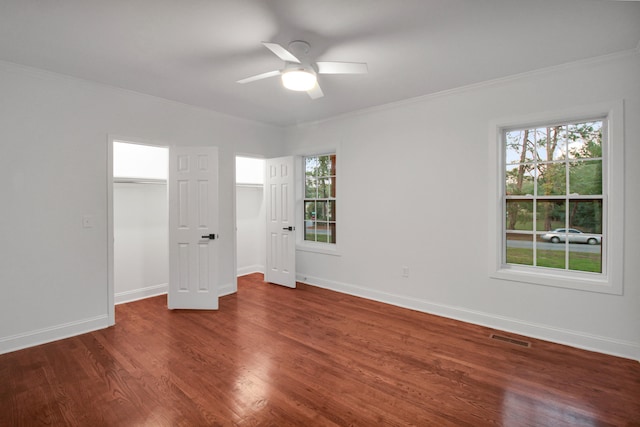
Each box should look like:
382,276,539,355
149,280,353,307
235,156,266,277
112,140,169,305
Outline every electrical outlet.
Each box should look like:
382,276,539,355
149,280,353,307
82,215,94,228
402,266,409,278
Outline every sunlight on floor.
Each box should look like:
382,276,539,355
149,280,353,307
502,389,599,426
232,353,273,419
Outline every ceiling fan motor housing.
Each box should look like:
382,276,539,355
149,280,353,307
287,40,311,59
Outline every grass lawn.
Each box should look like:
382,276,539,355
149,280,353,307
305,233,333,243
506,247,601,273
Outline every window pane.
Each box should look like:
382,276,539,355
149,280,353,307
505,164,535,196
536,200,565,232
313,221,329,242
305,222,317,242
305,177,317,198
317,156,333,177
316,201,327,220
505,130,536,164
326,200,336,221
306,222,337,244
569,160,602,195
568,199,602,234
506,200,533,231
306,156,320,176
567,121,602,160
327,222,337,244
537,241,566,269
313,200,337,221
304,201,316,220
317,178,334,199
537,163,566,196
535,126,567,162
569,244,602,273
506,233,533,266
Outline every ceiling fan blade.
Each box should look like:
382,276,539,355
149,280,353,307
236,70,281,84
262,42,301,64
307,83,324,100
316,61,368,75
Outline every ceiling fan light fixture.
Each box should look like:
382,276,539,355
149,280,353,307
281,69,316,91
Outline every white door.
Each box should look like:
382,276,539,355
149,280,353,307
265,156,296,288
168,146,219,309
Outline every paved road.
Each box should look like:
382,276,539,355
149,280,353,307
507,240,601,253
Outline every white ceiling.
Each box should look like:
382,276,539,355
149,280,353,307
0,0,638,127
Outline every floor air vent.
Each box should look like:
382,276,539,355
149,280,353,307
490,334,531,348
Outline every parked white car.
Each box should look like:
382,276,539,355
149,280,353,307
541,228,601,245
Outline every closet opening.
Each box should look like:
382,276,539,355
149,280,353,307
235,156,266,278
113,141,169,304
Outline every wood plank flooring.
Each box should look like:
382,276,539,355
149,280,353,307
1,273,639,426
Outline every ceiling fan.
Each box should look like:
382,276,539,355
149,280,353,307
237,40,368,99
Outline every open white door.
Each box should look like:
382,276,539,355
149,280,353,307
168,146,219,309
265,156,296,288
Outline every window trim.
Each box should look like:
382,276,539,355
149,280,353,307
488,101,624,294
295,145,342,257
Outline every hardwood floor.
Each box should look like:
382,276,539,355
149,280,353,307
2,273,639,426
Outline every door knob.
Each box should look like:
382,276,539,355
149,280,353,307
282,226,295,231
201,234,218,240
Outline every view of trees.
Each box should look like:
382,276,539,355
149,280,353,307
504,120,603,272
505,121,602,233
304,154,337,243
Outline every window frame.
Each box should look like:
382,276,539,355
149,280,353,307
488,101,624,294
295,146,341,257
302,153,337,244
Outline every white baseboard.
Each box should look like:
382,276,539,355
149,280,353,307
115,283,168,305
219,282,236,297
0,315,110,355
115,281,236,302
297,274,640,361
237,264,264,277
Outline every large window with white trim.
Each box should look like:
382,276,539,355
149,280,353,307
490,102,623,294
503,118,605,274
304,154,337,244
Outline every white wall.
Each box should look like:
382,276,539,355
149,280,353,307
236,185,265,276
284,52,640,360
1,51,637,360
0,61,285,354
113,182,168,303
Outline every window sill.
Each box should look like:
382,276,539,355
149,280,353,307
296,242,341,257
491,265,621,295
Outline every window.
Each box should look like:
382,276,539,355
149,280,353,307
489,101,624,294
504,119,604,274
304,154,337,244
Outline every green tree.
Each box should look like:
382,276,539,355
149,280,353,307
506,121,602,232
505,130,533,230
567,123,602,232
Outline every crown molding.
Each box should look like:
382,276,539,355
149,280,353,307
292,47,640,129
